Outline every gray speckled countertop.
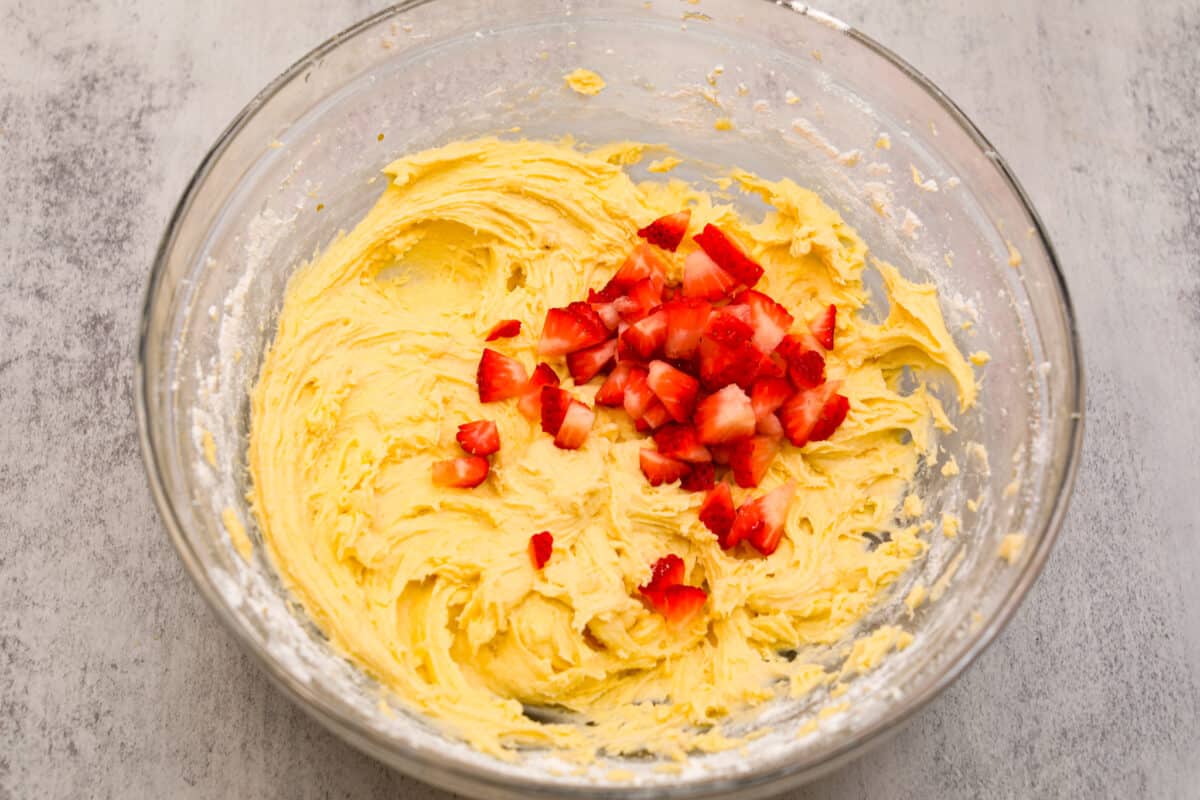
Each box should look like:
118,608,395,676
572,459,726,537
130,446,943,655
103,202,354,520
2,1,1198,797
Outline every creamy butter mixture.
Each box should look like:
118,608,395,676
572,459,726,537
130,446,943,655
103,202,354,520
248,138,975,759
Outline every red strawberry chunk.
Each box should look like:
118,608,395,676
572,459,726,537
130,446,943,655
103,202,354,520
709,443,734,466
750,377,794,422
646,360,700,423
637,209,692,251
591,301,621,331
699,483,736,543
638,553,685,607
693,384,756,444
639,449,691,486
620,310,668,360
566,339,617,385
431,456,489,488
757,411,785,439
639,399,673,431
595,362,633,406
622,366,654,419
810,304,837,350
703,304,754,345
540,386,573,435
600,243,668,298
661,584,707,629
776,334,826,389
538,305,609,356
734,289,794,354
779,382,848,447
456,420,500,456
477,348,530,403
517,362,560,420
485,319,521,341
662,297,711,359
682,249,738,301
554,400,595,450
732,482,797,556
693,223,764,287
529,531,554,569
730,435,780,488
698,337,763,390
653,424,712,463
679,462,715,492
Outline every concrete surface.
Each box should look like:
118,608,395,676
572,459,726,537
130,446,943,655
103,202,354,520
2,0,1198,797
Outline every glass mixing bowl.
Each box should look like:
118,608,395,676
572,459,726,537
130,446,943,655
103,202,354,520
135,1,1083,797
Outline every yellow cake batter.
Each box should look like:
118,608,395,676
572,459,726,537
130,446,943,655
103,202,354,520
248,137,976,760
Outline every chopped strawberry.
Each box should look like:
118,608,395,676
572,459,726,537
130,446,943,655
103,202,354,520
646,360,699,423
477,348,530,403
528,531,554,569
757,353,788,381
431,456,490,488
639,449,691,486
639,399,673,430
779,382,849,447
637,209,692,251
698,337,763,390
699,483,736,543
731,482,797,555
703,304,755,345
517,362,561,420
622,366,654,419
693,384,756,444
682,249,738,301
661,584,708,629
810,303,837,350
591,301,621,330
566,339,617,384
757,411,785,439
679,462,715,492
595,362,633,406
599,243,668,298
620,310,668,360
709,443,734,466
554,400,595,449
734,289,794,354
776,334,825,389
750,377,794,422
456,420,500,456
662,297,711,359
537,304,609,356
638,553,685,607
485,319,521,341
540,386,573,435
730,435,780,488
653,424,712,463
693,223,764,287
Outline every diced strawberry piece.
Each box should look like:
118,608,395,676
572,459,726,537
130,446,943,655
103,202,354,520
622,367,654,419
540,386,573,435
595,362,633,406
653,424,712,463
638,553,685,608
566,339,617,385
646,360,700,423
662,297,711,359
698,337,762,391
693,384,756,444
485,319,521,341
730,435,780,488
431,456,490,488
757,411,784,439
529,531,554,569
709,443,734,466
776,334,825,389
616,277,664,322
554,400,595,449
679,462,715,492
477,348,530,403
779,382,848,447
538,305,609,356
600,243,668,298
733,289,794,354
639,449,691,486
750,377,794,422
757,353,788,381
661,584,707,629
810,304,837,350
639,399,673,430
693,223,764,287
620,310,668,360
591,301,621,331
682,249,738,301
699,483,736,543
517,362,561,420
732,482,797,555
703,304,754,345
456,420,500,456
637,209,691,251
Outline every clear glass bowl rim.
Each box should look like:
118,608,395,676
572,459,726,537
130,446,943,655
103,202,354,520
134,1,1086,796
